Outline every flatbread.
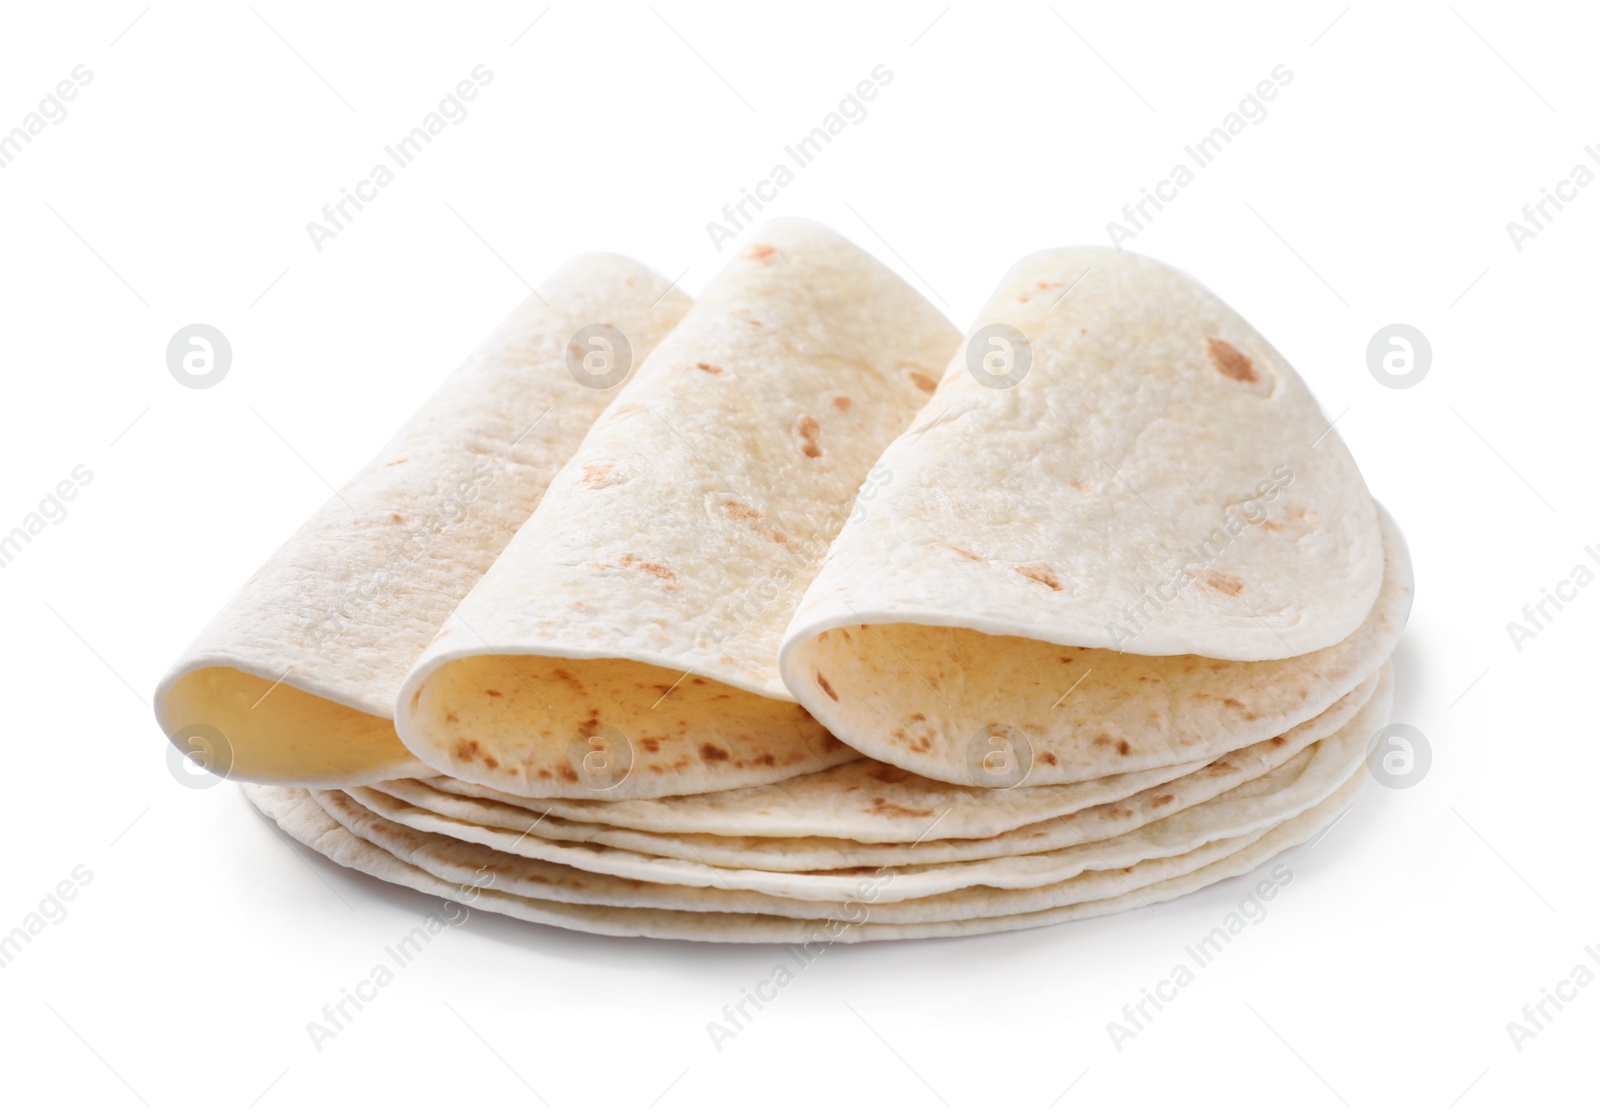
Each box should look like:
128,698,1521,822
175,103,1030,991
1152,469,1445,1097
344,665,1385,905
154,255,692,785
244,763,1366,942
373,668,1379,870
394,221,960,798
781,504,1409,786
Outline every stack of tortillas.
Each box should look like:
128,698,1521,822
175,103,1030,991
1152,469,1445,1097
156,221,1410,943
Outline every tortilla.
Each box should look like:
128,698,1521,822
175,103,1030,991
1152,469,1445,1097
780,504,1408,788
374,668,1379,870
345,665,1384,905
244,762,1366,943
779,246,1400,787
393,221,960,799
154,255,692,784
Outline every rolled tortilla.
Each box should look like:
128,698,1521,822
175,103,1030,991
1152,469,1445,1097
779,248,1401,787
395,221,960,799
154,255,692,785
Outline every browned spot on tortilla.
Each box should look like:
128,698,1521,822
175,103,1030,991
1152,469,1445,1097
1108,806,1134,820
796,415,822,458
454,739,481,761
1152,794,1175,807
1208,761,1239,776
930,542,982,561
580,463,613,486
746,243,775,262
550,668,585,693
1016,563,1063,591
868,798,936,819
506,767,518,776
1205,337,1258,383
831,395,852,411
869,765,912,784
816,673,838,701
484,689,503,697
483,756,499,770
910,713,926,722
699,743,730,762
910,371,938,393
618,554,677,582
389,513,403,523
696,361,722,374
639,736,661,753
1093,733,1116,748
1270,735,1287,747
445,713,459,724
1117,740,1132,756
559,766,579,783
1041,752,1059,766
1205,570,1245,596
1223,697,1246,710
386,458,407,466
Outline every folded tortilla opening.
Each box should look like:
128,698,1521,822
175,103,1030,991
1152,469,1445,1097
401,654,843,796
157,666,421,785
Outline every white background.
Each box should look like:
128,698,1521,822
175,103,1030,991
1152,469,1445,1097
0,1,1593,1110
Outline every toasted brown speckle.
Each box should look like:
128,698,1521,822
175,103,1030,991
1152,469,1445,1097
700,743,730,762
1016,563,1063,591
1205,570,1245,596
618,554,677,582
796,415,822,458
910,371,938,393
816,673,838,701
1205,337,1258,383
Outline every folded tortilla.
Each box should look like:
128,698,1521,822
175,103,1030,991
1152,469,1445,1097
779,248,1404,786
154,255,692,785
394,221,960,799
